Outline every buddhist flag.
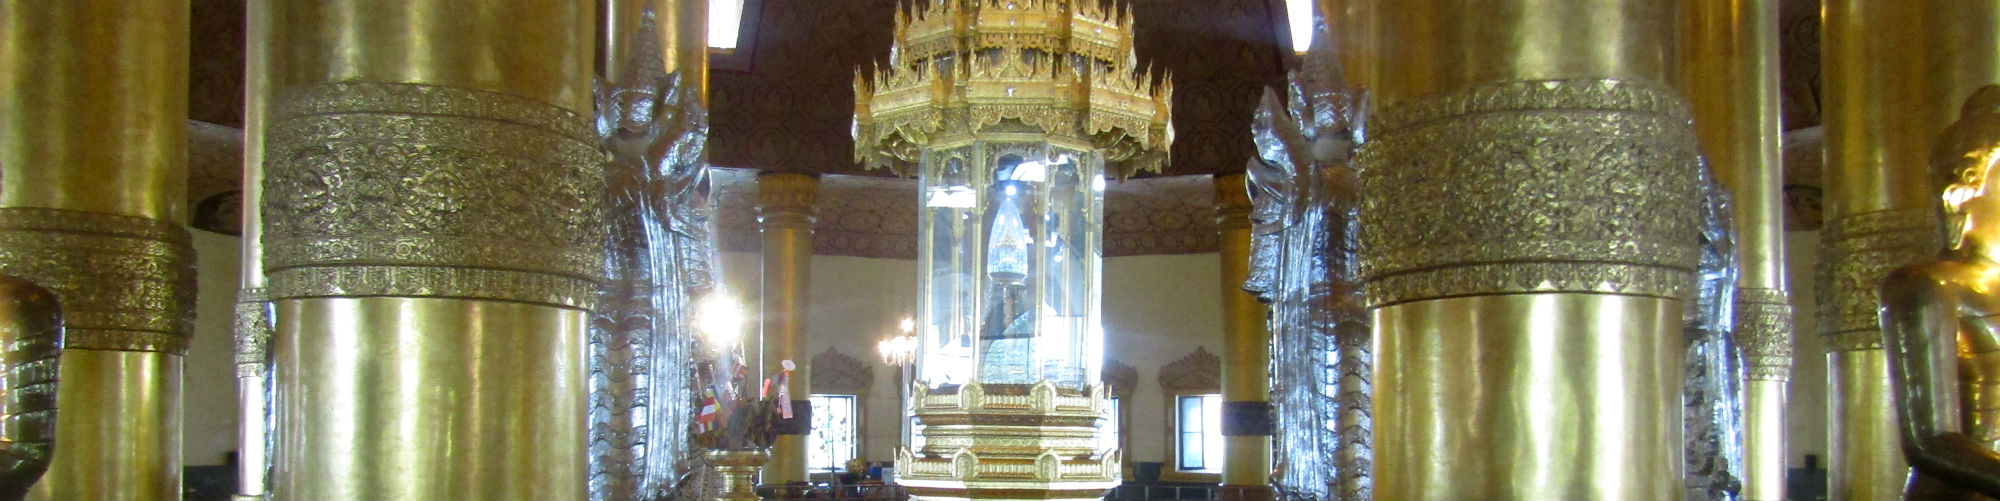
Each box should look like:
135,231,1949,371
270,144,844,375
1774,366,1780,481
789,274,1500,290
697,389,720,432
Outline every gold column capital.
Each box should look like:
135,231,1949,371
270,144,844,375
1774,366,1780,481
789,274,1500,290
755,172,820,229
1213,173,1252,229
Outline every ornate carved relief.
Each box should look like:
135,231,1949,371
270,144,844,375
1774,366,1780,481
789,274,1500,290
0,208,195,354
811,347,875,396
262,82,607,308
1102,359,1138,398
1158,347,1221,393
1818,208,1940,351
1357,79,1702,306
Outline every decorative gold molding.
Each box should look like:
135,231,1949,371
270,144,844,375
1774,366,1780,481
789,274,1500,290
262,82,605,309
233,287,270,377
1817,207,1940,351
1737,287,1796,381
755,172,820,230
809,347,874,396
1158,347,1221,393
1356,79,1701,307
901,381,1118,500
0,208,194,354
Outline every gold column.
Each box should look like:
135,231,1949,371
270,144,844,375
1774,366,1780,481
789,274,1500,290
234,1,276,499
1678,1,1792,499
1360,2,1695,499
0,1,194,500
262,2,600,499
757,172,818,486
655,0,709,104
1819,2,2000,499
1214,174,1272,500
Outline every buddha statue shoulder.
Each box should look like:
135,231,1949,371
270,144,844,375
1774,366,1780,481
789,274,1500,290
0,273,60,501
1881,84,2000,500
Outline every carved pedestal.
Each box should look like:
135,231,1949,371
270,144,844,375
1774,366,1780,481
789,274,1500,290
708,449,770,501
899,381,1117,501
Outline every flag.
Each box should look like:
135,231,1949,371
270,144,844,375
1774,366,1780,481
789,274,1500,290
697,389,720,432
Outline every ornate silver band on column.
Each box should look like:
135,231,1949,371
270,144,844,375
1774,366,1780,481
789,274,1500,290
262,82,607,309
1355,79,1702,307
1816,208,1938,351
233,287,270,378
0,208,194,354
1737,287,1795,381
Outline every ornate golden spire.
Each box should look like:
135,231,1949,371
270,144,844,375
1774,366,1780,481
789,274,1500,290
853,0,1172,178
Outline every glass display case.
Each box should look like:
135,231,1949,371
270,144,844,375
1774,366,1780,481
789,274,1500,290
916,143,1104,391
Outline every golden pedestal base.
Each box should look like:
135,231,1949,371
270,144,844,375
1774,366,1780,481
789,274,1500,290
708,449,770,501
898,381,1118,501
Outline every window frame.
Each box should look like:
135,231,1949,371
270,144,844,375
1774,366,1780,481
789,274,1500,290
807,393,861,475
1157,348,1223,483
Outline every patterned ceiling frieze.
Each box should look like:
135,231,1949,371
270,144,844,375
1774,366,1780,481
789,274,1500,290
712,168,1218,259
1131,0,1289,176
1779,0,1822,131
709,0,898,177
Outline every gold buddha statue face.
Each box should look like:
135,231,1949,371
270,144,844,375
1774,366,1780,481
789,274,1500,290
1940,86,2000,254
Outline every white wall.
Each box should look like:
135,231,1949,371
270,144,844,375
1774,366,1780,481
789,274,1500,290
1784,230,1829,469
187,229,244,466
714,251,1226,467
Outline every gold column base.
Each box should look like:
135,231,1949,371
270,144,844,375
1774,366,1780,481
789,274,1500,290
28,350,183,501
1373,294,1683,501
271,297,586,501
1828,349,1908,501
1742,380,1788,501
708,449,770,501
899,381,1118,501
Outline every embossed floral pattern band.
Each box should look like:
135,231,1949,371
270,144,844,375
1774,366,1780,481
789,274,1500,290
263,82,607,309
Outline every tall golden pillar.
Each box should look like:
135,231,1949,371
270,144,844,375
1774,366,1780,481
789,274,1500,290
1360,2,1696,499
1819,2,2000,499
234,1,276,499
1679,1,1792,499
261,2,601,499
0,1,195,500
757,172,818,486
1215,173,1273,500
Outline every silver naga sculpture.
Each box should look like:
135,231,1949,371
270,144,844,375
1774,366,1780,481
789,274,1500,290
1246,21,1370,501
1684,163,1748,501
592,12,717,501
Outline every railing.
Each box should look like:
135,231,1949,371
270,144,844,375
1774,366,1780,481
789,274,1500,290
759,482,909,501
